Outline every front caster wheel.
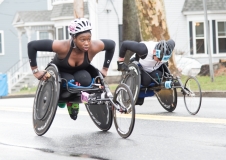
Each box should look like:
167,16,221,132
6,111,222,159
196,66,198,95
113,83,135,138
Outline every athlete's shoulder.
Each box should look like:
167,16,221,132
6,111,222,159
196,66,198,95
91,39,104,49
140,40,158,45
140,41,158,54
88,40,104,55
53,39,69,45
52,39,70,54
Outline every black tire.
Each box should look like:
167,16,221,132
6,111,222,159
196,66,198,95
33,64,60,136
183,76,202,115
85,70,113,131
155,88,177,112
122,62,141,104
85,103,113,131
113,83,135,138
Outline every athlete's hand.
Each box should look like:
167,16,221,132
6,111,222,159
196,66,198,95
100,67,108,78
34,70,51,81
117,61,128,71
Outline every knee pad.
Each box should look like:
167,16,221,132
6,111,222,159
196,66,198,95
73,70,92,86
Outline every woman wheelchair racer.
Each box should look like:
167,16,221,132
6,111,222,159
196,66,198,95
117,39,175,104
28,18,115,121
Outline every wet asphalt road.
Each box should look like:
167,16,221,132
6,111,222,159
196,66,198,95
0,97,226,160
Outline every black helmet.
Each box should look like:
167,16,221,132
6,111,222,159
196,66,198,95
154,39,175,62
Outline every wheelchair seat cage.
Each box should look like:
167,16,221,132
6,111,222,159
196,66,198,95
122,60,202,115
33,63,135,138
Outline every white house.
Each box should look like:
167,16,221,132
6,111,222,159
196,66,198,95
164,0,226,65
12,0,122,75
5,0,122,92
2,0,225,93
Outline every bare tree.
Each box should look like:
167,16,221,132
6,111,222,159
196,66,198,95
123,0,179,75
74,0,84,18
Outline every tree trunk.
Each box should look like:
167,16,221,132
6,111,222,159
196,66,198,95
74,0,84,18
123,0,179,75
122,0,141,64
135,0,169,41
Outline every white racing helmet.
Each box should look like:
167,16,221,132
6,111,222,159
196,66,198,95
68,18,92,36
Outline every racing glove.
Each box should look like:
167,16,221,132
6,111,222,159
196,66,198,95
117,61,128,71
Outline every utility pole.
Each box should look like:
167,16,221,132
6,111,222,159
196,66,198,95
203,0,214,82
74,0,83,18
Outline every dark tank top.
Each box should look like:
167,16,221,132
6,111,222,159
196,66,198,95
52,40,90,74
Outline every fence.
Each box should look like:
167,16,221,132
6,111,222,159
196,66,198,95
5,55,54,93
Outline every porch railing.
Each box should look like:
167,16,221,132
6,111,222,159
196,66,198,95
5,55,55,93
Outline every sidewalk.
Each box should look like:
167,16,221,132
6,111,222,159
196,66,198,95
0,94,35,99
1,91,226,99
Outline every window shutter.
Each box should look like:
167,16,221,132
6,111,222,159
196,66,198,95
212,20,216,54
189,21,193,55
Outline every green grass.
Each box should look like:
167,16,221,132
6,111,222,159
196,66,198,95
109,83,118,92
110,76,226,92
10,75,226,95
185,75,226,91
10,87,37,95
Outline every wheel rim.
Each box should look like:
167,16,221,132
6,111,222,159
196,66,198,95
184,77,202,115
36,81,53,120
33,64,60,136
85,103,113,131
123,62,141,103
113,84,135,138
155,88,177,112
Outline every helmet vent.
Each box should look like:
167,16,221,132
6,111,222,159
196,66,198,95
68,18,92,35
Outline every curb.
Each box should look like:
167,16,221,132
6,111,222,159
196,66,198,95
1,92,226,99
177,92,226,98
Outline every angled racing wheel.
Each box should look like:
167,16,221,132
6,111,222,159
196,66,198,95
33,64,61,136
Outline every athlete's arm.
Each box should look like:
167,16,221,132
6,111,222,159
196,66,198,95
97,39,115,77
100,39,115,68
27,39,53,80
119,41,148,61
117,41,148,71
28,39,53,67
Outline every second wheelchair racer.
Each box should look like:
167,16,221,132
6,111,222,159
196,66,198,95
117,39,175,87
27,18,115,121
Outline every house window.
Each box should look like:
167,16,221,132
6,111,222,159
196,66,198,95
58,28,63,40
195,22,205,54
39,31,49,40
66,26,69,39
217,22,226,53
0,31,4,55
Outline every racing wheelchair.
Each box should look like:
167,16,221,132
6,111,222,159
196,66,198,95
122,60,202,115
32,63,135,138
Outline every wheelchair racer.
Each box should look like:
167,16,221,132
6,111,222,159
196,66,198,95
117,39,175,104
28,18,115,121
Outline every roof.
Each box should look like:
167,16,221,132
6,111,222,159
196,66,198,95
17,10,52,22
15,2,89,23
51,3,74,18
182,0,226,12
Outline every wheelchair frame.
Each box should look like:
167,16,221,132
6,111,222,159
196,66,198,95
32,63,135,138
122,60,202,115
